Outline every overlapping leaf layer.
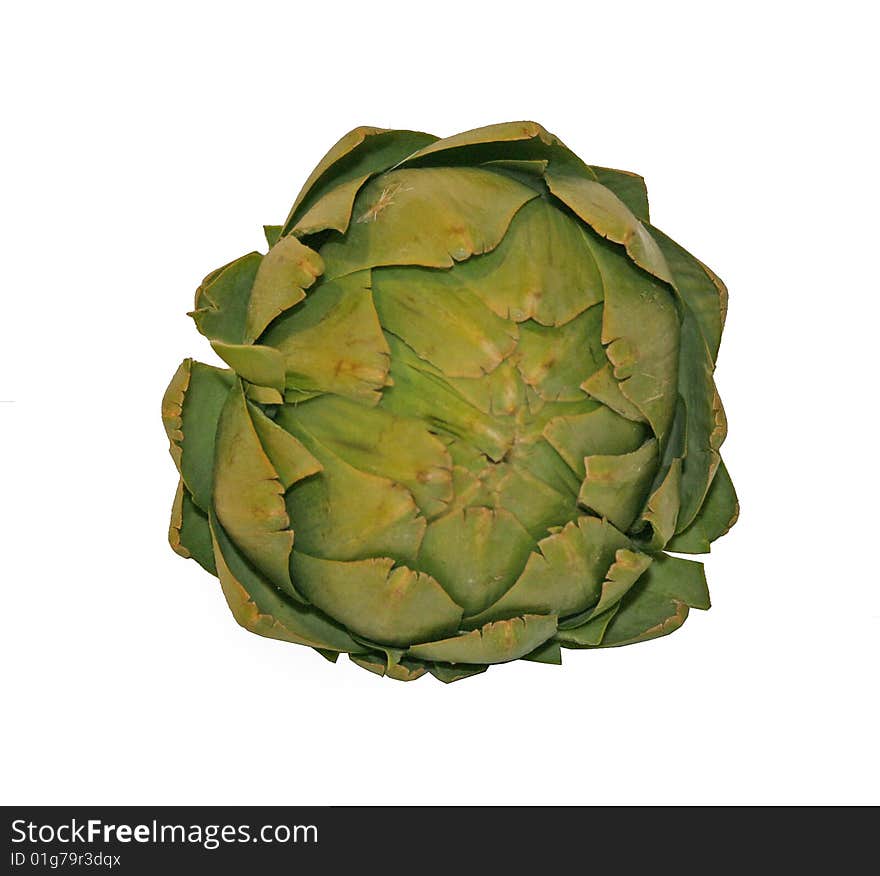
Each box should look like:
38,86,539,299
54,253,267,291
163,122,738,682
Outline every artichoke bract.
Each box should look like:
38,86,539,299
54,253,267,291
162,122,738,682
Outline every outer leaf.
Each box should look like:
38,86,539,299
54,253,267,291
168,480,216,574
523,640,563,664
407,614,558,665
283,127,438,233
292,174,372,238
648,224,725,361
263,225,282,247
350,653,387,676
161,359,234,511
596,553,709,647
555,605,619,647
212,381,299,600
646,228,729,529
399,121,560,165
190,252,262,344
590,166,650,223
429,663,488,683
545,171,672,285
385,657,429,682
667,461,739,553
289,552,463,648
562,548,654,629
398,120,595,181
210,516,364,654
588,235,680,445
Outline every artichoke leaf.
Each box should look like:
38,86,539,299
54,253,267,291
261,271,391,403
398,120,596,183
508,438,582,502
544,403,649,479
567,548,654,628
349,652,387,677
579,439,660,532
320,167,538,278
419,506,536,617
212,381,300,600
346,641,429,682
372,265,519,379
451,197,605,327
647,230,729,529
244,383,283,405
161,359,234,511
246,402,322,489
648,224,725,361
481,158,549,177
408,613,558,665
292,173,372,238
699,259,729,338
284,127,438,234
290,552,463,649
210,341,285,392
277,393,452,518
637,458,683,550
556,604,619,647
245,235,323,344
427,359,527,420
263,225,282,247
169,480,216,575
590,166,650,223
189,252,262,345
594,553,709,647
277,416,427,565
522,639,563,664
580,363,647,424
494,463,578,540
385,658,429,682
516,303,606,401
210,516,364,654
545,171,672,286
381,333,514,462
465,516,632,626
429,663,489,683
589,236,680,445
400,121,559,165
667,461,739,553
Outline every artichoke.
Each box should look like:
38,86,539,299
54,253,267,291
162,121,738,683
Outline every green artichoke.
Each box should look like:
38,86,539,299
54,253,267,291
162,121,738,682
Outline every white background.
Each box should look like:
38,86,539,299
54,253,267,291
3,1,878,805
